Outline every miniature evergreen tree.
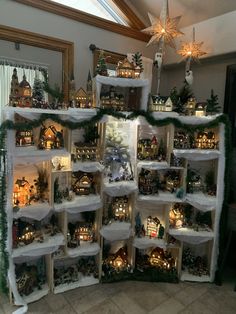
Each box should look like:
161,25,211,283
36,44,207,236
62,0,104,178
173,83,194,114
32,77,45,102
95,51,108,76
132,52,144,72
170,86,179,107
42,70,64,103
206,89,220,114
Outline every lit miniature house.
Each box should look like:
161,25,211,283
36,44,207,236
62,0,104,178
137,136,158,160
185,97,196,115
100,86,126,111
74,143,98,162
15,130,34,147
174,131,192,149
149,95,173,112
72,172,95,196
9,69,32,107
138,168,158,195
13,177,33,207
116,58,136,79
106,247,128,272
169,205,184,229
195,131,217,149
75,225,93,242
146,216,160,238
195,102,206,117
149,248,176,270
38,124,64,150
112,196,129,221
75,88,88,108
51,155,71,171
166,171,181,192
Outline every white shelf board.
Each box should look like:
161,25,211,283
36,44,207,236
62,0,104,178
186,193,216,211
95,74,149,87
133,237,166,249
137,161,169,170
100,222,132,241
13,202,52,220
72,161,104,173
169,228,214,244
173,149,220,161
67,243,100,258
103,180,138,197
181,271,211,282
21,283,49,304
12,233,65,258
138,191,184,204
54,276,99,294
54,194,102,213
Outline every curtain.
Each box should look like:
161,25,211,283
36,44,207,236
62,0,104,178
0,62,47,122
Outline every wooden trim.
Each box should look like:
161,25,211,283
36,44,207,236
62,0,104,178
0,24,74,101
111,0,146,30
15,0,150,42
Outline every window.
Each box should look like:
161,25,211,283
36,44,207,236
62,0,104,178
50,0,129,26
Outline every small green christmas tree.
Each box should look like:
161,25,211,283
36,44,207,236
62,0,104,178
175,83,194,114
42,70,64,103
95,51,108,76
32,77,45,102
206,89,220,114
132,52,144,72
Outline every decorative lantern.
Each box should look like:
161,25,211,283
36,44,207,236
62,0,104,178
116,58,135,79
38,124,64,150
195,102,206,117
185,97,196,115
112,196,129,221
15,130,34,147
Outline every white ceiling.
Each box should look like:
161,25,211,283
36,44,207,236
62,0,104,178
126,0,236,28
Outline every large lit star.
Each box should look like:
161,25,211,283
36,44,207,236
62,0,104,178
142,13,183,48
178,41,206,62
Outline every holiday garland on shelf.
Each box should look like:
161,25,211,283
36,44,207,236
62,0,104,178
0,108,231,291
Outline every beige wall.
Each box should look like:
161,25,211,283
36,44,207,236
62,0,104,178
0,0,155,91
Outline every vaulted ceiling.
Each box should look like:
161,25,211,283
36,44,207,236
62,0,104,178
126,0,236,28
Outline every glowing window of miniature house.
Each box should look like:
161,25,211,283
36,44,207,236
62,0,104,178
166,173,180,192
39,125,64,150
75,226,92,241
13,177,31,206
185,97,196,115
116,58,135,79
195,131,208,149
16,130,34,147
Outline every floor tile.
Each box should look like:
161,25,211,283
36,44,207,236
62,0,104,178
149,297,184,314
111,291,146,314
83,299,123,314
174,283,208,306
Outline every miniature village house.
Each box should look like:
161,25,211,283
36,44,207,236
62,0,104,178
149,95,173,112
13,177,32,207
74,143,98,162
38,124,64,150
100,86,125,111
75,225,93,242
72,172,94,196
73,72,93,108
169,205,184,229
112,196,129,221
9,69,32,107
149,248,176,270
195,102,206,117
15,130,34,147
108,247,128,271
166,172,181,192
185,97,196,115
146,216,160,238
195,131,217,149
116,58,136,79
137,136,158,160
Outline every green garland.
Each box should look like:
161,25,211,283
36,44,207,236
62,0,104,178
0,108,231,291
0,129,8,293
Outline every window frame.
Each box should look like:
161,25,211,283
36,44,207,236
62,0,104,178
15,0,149,42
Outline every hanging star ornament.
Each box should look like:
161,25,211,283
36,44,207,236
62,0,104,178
178,27,206,62
142,12,184,48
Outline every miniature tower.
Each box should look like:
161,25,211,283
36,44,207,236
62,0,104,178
9,68,20,106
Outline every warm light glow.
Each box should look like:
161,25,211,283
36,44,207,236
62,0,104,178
178,41,206,61
142,15,183,47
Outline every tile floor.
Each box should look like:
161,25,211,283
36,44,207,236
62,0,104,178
1,273,236,314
